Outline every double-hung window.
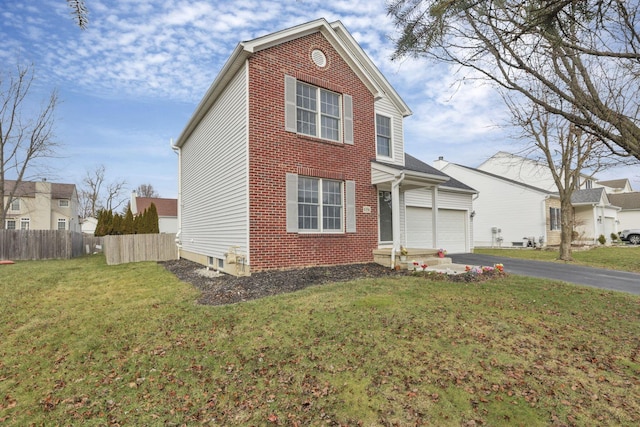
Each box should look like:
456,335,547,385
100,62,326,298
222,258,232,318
286,173,356,234
296,82,341,141
6,220,16,230
10,198,20,211
58,218,66,230
285,75,353,145
298,177,343,232
20,218,30,230
549,207,561,230
376,114,391,157
59,199,69,208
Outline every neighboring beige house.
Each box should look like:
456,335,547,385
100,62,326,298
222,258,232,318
3,179,80,232
130,191,178,234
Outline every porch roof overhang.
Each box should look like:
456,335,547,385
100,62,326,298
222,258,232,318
371,161,449,190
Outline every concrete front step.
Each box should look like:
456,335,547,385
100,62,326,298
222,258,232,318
373,248,451,269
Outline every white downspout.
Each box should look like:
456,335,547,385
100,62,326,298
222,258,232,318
390,172,405,269
171,139,182,250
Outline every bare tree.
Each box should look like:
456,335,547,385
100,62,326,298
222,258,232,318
506,97,625,260
1,64,59,229
388,0,640,160
135,183,159,198
78,165,127,218
66,0,89,29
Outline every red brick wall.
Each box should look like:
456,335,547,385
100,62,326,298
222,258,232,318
247,32,379,271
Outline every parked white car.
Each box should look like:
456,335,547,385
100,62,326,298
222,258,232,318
620,229,640,245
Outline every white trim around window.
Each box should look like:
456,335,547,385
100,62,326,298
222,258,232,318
58,218,67,230
6,219,16,230
20,217,30,230
10,198,20,211
375,114,392,159
286,173,356,234
284,75,353,145
59,199,70,207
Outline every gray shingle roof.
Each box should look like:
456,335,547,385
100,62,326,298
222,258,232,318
597,179,629,189
3,180,76,199
404,154,476,192
372,154,476,192
570,187,606,204
608,192,640,210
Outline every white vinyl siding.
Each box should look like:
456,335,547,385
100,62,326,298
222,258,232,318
374,97,403,165
180,64,249,261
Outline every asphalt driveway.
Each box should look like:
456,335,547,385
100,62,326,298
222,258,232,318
450,253,640,295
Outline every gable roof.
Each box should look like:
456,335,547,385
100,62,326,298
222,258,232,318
570,187,610,205
597,178,631,190
608,192,640,210
175,18,411,148
3,180,76,199
404,154,475,192
133,197,178,217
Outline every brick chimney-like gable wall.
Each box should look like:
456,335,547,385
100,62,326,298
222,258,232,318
248,31,378,271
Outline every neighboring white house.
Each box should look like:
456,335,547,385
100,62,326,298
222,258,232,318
3,179,80,232
81,217,98,235
130,191,178,234
607,192,640,231
434,157,557,247
435,153,624,246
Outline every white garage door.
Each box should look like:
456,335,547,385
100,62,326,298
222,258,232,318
406,207,432,248
406,207,467,253
438,209,467,254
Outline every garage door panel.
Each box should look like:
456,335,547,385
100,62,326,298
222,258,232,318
406,207,432,248
406,207,467,253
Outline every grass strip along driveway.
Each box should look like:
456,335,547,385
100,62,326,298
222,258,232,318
1,255,639,425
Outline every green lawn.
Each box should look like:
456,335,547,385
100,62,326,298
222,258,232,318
1,255,639,425
475,246,640,273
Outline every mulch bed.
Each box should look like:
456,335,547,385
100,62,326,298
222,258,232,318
161,259,408,306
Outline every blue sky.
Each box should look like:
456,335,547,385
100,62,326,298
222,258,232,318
1,0,638,200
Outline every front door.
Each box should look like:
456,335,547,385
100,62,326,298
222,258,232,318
379,191,393,243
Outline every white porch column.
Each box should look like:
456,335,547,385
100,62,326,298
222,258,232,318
432,185,439,248
392,177,401,260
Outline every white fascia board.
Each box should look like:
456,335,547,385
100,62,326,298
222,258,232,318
175,44,249,147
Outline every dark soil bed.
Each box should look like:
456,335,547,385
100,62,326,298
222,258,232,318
161,259,407,306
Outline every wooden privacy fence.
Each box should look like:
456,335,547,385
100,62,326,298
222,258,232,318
0,230,91,260
103,233,178,265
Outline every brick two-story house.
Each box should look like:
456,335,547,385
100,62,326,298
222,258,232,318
173,19,475,275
